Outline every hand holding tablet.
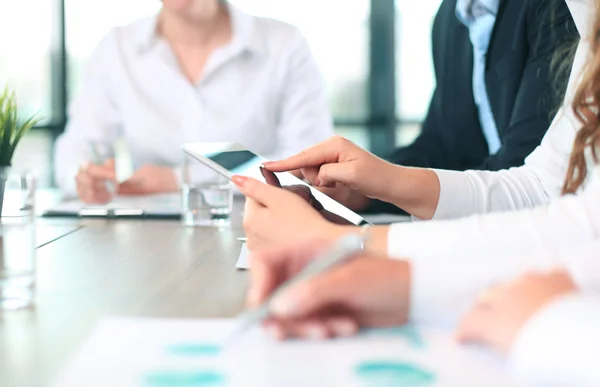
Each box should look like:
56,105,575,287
182,143,370,227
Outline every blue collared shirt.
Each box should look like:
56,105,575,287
456,0,501,154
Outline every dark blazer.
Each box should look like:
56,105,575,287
370,0,578,214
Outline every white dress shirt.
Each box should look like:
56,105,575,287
386,0,600,333
455,0,502,154
54,3,334,194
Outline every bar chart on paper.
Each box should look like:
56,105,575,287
53,318,529,387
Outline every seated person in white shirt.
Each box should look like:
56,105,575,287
55,0,333,204
245,241,600,386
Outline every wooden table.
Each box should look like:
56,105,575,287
0,201,248,387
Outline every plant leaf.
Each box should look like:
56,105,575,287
0,114,7,165
0,86,8,142
0,109,14,165
9,114,42,161
0,85,45,165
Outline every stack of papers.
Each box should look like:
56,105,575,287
53,318,526,387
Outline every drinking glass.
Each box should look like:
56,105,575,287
0,168,36,310
181,152,233,227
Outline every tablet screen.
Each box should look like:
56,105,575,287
183,143,370,226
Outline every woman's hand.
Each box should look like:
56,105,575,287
248,239,411,340
76,160,116,204
234,175,344,252
118,165,178,195
265,136,442,219
457,270,578,354
281,185,324,212
263,136,399,210
261,166,329,213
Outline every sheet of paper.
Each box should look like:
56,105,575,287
53,318,528,387
46,194,182,216
235,243,250,270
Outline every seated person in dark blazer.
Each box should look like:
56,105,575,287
369,0,578,213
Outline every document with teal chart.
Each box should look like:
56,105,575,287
53,318,528,387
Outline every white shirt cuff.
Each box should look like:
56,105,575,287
409,169,465,222
430,169,478,220
509,294,600,387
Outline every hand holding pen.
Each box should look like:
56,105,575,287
233,235,412,342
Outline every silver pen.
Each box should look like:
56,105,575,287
225,233,367,345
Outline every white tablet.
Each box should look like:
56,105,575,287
182,143,370,226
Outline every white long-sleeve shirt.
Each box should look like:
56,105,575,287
54,3,333,195
509,294,600,387
385,3,600,383
386,0,599,319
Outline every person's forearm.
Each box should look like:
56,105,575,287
377,164,440,220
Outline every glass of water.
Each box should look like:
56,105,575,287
181,152,233,227
0,169,36,310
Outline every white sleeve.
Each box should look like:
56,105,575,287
261,29,334,161
54,31,121,196
404,238,600,325
429,37,589,220
387,168,600,324
508,294,600,387
390,166,600,261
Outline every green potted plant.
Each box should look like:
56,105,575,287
0,85,42,213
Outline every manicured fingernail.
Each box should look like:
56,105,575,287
262,161,274,166
232,175,247,186
306,325,326,341
270,294,297,317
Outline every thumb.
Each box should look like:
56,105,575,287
233,175,285,206
315,162,357,187
269,267,352,319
